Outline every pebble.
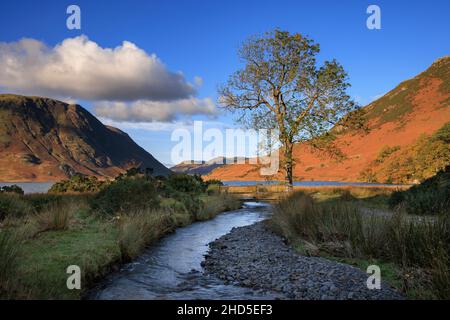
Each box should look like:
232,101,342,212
203,221,404,300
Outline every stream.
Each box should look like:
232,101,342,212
88,202,283,300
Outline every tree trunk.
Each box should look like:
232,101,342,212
284,142,294,192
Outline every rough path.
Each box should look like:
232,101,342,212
202,222,404,300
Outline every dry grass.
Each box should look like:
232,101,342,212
271,192,450,299
118,210,174,261
220,185,408,203
196,193,241,221
1,190,230,299
34,201,79,232
0,229,23,297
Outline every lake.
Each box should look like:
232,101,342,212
0,182,55,194
222,180,406,187
0,180,406,194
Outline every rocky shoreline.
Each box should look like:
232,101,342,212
202,221,404,300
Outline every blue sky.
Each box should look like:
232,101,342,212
0,0,449,166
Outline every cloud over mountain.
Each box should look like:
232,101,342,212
0,36,217,122
94,97,217,122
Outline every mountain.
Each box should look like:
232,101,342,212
0,94,171,182
205,56,450,183
171,157,248,175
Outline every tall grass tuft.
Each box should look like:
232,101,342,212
34,201,77,232
118,210,174,261
0,229,21,295
0,193,33,221
196,193,241,221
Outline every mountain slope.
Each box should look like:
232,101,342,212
206,56,450,183
0,94,171,181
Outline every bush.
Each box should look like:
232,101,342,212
339,189,357,201
389,166,450,215
160,174,209,215
91,177,160,216
0,185,24,195
175,192,203,215
49,175,108,193
0,193,32,221
163,174,205,195
206,184,221,195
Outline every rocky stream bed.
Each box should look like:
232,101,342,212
202,221,404,300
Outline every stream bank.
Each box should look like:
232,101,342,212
203,222,404,300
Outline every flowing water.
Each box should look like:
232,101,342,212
88,202,282,300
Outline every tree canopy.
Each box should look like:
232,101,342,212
219,30,362,186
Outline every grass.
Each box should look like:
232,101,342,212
118,210,175,261
270,191,450,299
34,201,76,232
0,229,22,298
0,190,241,299
0,193,33,220
196,193,242,221
15,220,120,299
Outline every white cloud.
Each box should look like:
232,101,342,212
0,36,195,101
99,118,192,132
94,97,218,122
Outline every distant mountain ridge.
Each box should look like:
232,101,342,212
203,56,450,183
0,94,171,181
171,157,249,175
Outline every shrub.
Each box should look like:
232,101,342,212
163,173,205,195
91,177,160,216
375,145,401,163
160,174,209,215
389,166,450,215
0,193,32,221
0,185,24,195
49,175,108,193
205,179,223,186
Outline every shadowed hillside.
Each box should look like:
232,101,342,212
0,94,171,181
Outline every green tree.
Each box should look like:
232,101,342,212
219,30,363,189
